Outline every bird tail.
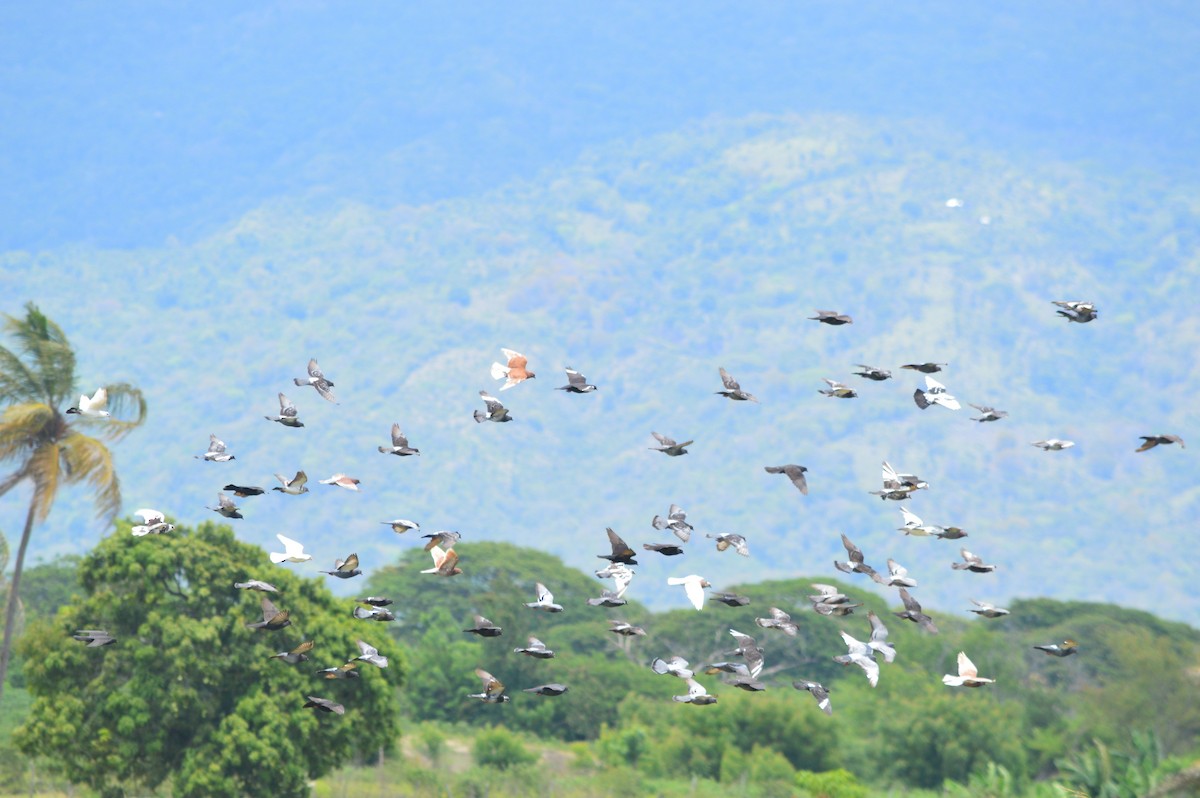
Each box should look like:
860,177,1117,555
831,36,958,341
131,526,149,537
473,410,486,423
490,362,509,380
270,552,288,564
293,378,307,386
942,675,964,686
420,566,439,574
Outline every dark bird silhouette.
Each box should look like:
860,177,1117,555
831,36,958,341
523,683,569,696
900,362,946,374
303,696,344,715
1034,640,1079,657
642,542,685,556
464,615,503,637
764,464,808,495
1136,434,1185,452
557,367,596,393
710,592,750,607
598,527,638,565
223,484,264,497
809,310,853,325
72,629,115,647
853,365,892,381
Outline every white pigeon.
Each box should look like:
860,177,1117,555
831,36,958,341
270,534,312,564
319,473,361,491
945,197,963,208
67,387,109,418
196,434,235,462
833,631,880,687
874,559,918,588
1032,439,1075,451
898,506,933,536
131,509,174,537
673,677,717,704
524,582,563,612
914,375,961,410
381,519,420,534
667,575,711,611
595,562,634,599
866,612,897,663
943,651,994,687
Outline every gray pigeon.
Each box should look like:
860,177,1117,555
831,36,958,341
900,363,946,374
422,530,461,551
755,607,798,636
1052,300,1097,323
651,504,693,541
469,669,511,703
525,583,564,612
729,677,766,691
266,393,305,427
463,615,502,637
383,519,420,534
356,596,393,607
650,432,692,456
269,640,314,664
809,310,853,325
872,559,918,588
866,612,897,663
764,464,808,495
951,549,997,573
316,663,361,680
969,404,1008,422
715,367,758,402
711,592,751,607
728,629,764,679
701,661,750,677
708,533,749,557
894,588,938,633
673,678,718,704
650,656,693,678
72,629,115,647
234,580,278,593
353,606,395,622
246,597,291,631
378,423,420,456
303,696,345,715
523,683,569,696
321,553,362,579
557,367,596,393
968,599,1010,618
208,493,243,520
272,470,309,495
294,358,337,402
608,620,646,637
833,533,876,577
818,378,858,398
513,636,556,659
223,484,264,497
196,434,235,462
350,640,388,668
852,365,891,381
474,390,512,423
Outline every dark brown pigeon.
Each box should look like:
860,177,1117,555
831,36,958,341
764,464,808,495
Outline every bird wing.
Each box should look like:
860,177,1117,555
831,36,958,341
217,494,236,510
479,391,504,413
565,367,586,386
261,597,281,622
390,424,407,447
961,549,983,565
606,527,634,559
651,431,675,446
841,533,862,563
502,349,526,368
277,534,304,556
134,508,163,525
356,640,378,657
683,577,705,610
868,612,889,643
957,651,978,678
887,559,907,578
91,387,108,410
899,588,921,613
293,640,315,655
476,668,505,696
340,553,360,571
437,548,460,575
307,359,325,380
209,434,226,453
290,471,308,488
718,367,740,390
899,506,922,527
278,393,298,416
535,582,554,604
925,375,948,392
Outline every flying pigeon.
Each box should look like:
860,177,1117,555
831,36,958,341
272,471,309,495
833,533,876,577
853,364,892,381
270,534,311,565
269,640,314,664
813,601,863,617
794,680,832,715
710,592,750,607
246,597,291,631
943,651,994,687
319,473,361,491
764,464,808,495
913,375,961,410
729,677,766,692
469,669,511,703
894,588,938,633
131,509,174,537
871,461,929,500
234,580,278,592
513,636,556,659
900,363,946,374
598,528,638,565
755,607,798,636
651,504,693,541
356,597,394,607
650,656,693,678
303,696,345,715
727,630,764,679
557,367,596,393
378,424,419,456
422,531,461,551
594,562,634,598
1136,434,1185,452
951,549,997,573
66,387,110,417
865,612,897,663
421,546,461,577
72,629,115,647
1032,439,1075,451
701,661,750,677
873,559,917,588
642,542,685,556
809,310,853,325
525,582,563,612
353,606,395,622
208,493,243,520
1034,640,1079,657
294,358,337,402
673,678,718,704
382,519,420,534
969,404,1008,422
196,434,235,462
587,589,628,608
350,640,389,668
224,484,265,497
316,663,360,680
833,631,880,687
650,432,692,457
321,553,362,579
715,367,758,402
818,378,858,398
523,684,569,696
968,599,1010,618
1053,300,1098,323
464,615,503,637
608,620,646,637
667,575,711,610
474,390,512,423
266,393,304,427
808,584,850,607
490,348,535,390
707,533,749,557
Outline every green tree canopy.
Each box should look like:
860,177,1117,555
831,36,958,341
14,519,404,798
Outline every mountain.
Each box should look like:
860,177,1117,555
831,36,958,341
2,113,1197,621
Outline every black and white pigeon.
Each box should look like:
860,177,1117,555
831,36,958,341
833,533,876,577
708,533,750,557
608,620,646,637
525,582,564,612
650,656,694,678
234,580,278,593
755,607,798,636
513,636,556,659
763,464,808,495
710,592,750,607
1136,434,1185,452
728,629,765,679
321,553,362,579
913,375,961,410
900,362,946,374
378,424,419,456
557,367,596,393
599,528,638,565
865,612,897,663
951,549,997,573
356,596,394,607
833,631,880,687
266,393,305,427
224,484,265,497
674,678,718,704
872,559,918,588
968,599,1010,618
131,509,174,537
715,367,758,402
422,530,461,551
1053,300,1098,323
382,519,420,534
650,432,692,456
269,640,314,664
246,597,291,631
208,493,243,520
272,470,309,495
818,378,858,398
353,606,395,622
473,390,512,423
642,542,685,556
809,310,853,325
894,588,939,633
651,504,693,542
794,680,832,715
196,434,235,462
853,364,892,381
294,358,337,402
303,696,345,715
350,640,388,668
524,683,569,696
72,629,115,647
469,669,511,703
969,404,1008,422
1032,439,1075,451
870,461,929,500
464,615,503,637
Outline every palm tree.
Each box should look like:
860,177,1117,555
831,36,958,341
0,302,146,700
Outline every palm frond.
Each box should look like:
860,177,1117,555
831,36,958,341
73,382,147,442
3,303,76,404
0,344,42,405
0,468,26,501
0,402,55,464
61,432,120,522
27,440,62,524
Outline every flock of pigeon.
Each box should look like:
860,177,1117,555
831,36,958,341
65,303,1184,716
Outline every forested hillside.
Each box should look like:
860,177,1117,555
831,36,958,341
2,113,1197,621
